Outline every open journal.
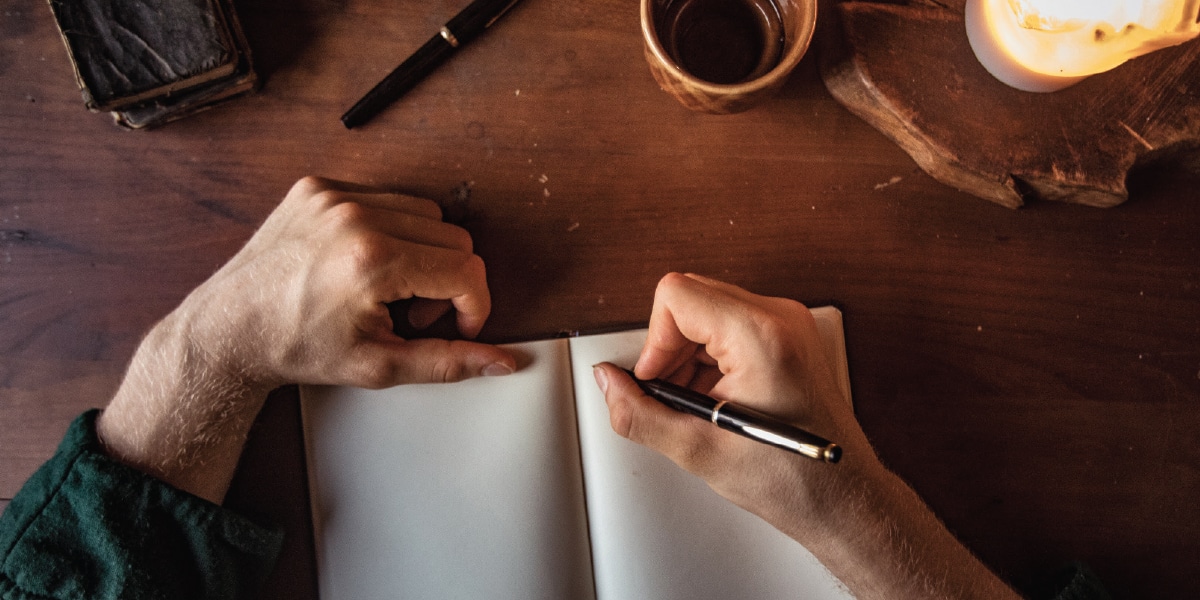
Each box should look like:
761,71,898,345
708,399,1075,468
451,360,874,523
301,306,854,600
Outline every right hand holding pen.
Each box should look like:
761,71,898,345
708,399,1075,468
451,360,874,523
593,273,1023,600
592,273,881,534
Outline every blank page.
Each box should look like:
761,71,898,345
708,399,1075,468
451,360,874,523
302,338,596,600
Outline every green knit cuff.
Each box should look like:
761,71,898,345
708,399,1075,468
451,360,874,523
0,410,284,600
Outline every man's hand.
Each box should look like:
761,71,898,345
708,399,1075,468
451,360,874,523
592,273,1020,600
180,176,515,389
97,178,515,503
594,273,874,523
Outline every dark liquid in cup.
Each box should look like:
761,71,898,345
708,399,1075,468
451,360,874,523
656,0,785,85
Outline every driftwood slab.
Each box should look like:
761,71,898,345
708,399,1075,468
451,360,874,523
819,0,1200,208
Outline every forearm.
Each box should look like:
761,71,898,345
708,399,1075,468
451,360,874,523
97,293,272,504
788,464,1021,600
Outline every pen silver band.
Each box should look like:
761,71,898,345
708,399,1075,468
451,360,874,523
439,26,460,48
711,400,727,424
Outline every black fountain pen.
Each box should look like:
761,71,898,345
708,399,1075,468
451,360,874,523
341,0,524,129
623,369,842,463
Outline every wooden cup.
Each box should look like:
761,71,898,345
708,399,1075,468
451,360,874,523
641,0,817,113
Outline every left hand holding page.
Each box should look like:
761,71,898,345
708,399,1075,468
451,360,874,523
98,177,515,503
174,176,515,388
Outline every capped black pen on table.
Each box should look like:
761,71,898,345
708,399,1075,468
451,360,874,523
341,0,524,129
623,369,842,463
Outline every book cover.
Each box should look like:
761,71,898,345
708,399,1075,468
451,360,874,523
47,0,239,111
110,0,257,128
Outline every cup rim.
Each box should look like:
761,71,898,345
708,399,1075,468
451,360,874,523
640,0,818,94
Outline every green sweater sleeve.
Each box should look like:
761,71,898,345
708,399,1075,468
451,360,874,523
0,410,284,600
1039,562,1113,600
1,413,1112,600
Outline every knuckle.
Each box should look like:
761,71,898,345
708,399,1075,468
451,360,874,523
410,196,444,219
468,252,486,273
743,305,799,359
309,191,347,217
752,311,792,344
656,272,689,295
344,233,391,274
291,176,329,198
343,238,388,280
352,360,399,390
458,252,486,279
445,224,474,253
431,357,469,383
326,199,367,228
608,398,636,440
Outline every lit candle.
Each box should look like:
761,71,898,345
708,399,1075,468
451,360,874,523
966,0,1200,92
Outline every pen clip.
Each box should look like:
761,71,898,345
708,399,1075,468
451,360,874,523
486,0,524,28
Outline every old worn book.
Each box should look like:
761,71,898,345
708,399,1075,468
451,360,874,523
111,0,257,128
47,0,242,112
302,307,854,599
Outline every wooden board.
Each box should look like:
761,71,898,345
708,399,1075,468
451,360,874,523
819,0,1200,208
4,0,1200,597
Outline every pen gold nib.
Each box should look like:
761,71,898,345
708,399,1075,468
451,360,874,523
822,445,842,464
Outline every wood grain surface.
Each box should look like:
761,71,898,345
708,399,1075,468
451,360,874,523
821,0,1200,208
2,0,1199,598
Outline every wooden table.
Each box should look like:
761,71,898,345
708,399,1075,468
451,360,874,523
3,0,1198,597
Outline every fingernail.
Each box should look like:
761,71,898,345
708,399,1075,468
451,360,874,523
592,365,609,393
482,362,514,377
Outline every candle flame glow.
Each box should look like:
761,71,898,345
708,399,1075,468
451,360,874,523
967,0,1200,90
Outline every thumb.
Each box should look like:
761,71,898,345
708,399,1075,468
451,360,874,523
592,363,719,471
348,339,516,387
